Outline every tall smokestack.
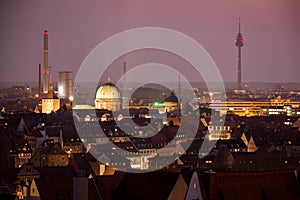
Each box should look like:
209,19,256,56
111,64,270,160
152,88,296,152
43,30,50,94
49,66,52,91
38,64,41,98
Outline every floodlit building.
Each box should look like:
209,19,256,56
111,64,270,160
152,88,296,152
209,98,300,116
42,80,60,114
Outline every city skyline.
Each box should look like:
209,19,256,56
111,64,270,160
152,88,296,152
1,1,300,199
1,0,300,83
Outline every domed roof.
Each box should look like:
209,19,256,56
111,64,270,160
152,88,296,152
95,82,121,99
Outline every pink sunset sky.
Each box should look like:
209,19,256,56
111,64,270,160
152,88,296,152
0,0,299,83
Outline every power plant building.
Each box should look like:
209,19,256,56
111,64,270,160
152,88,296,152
58,71,73,99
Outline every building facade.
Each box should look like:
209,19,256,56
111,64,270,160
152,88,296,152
42,83,60,114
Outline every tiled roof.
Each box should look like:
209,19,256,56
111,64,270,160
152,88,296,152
292,118,300,128
61,124,79,139
69,154,94,176
92,174,125,200
27,128,43,137
37,166,74,178
179,154,201,165
213,170,300,200
216,139,247,149
34,177,72,200
111,171,180,200
46,126,60,137
39,143,67,155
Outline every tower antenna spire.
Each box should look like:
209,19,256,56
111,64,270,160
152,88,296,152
238,16,241,32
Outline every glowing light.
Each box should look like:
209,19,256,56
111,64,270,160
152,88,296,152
69,95,74,101
153,102,165,107
42,70,50,74
44,31,48,34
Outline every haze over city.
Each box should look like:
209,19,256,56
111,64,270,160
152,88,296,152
1,0,300,83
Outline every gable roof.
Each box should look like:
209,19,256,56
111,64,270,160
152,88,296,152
92,174,125,200
292,118,300,128
185,172,204,200
34,177,73,200
111,171,180,200
37,166,74,178
46,126,60,137
216,139,247,149
69,154,94,177
27,128,43,137
17,163,40,177
39,143,67,155
213,170,300,200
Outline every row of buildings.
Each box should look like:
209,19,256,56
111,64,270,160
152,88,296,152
1,84,300,197
1,107,300,199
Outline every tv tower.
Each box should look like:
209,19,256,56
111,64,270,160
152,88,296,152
43,30,50,94
235,17,244,90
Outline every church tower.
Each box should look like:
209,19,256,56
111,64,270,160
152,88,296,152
42,78,60,114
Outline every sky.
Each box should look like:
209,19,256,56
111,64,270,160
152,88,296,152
0,0,300,84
